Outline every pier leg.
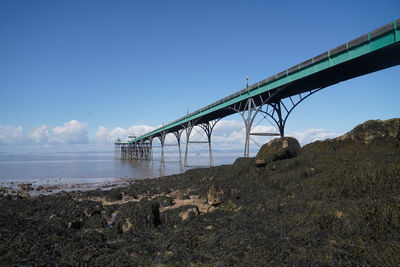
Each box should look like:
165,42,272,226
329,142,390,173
158,132,167,173
261,88,323,138
173,130,184,172
232,98,258,157
113,143,120,160
158,132,167,164
184,121,195,169
198,119,220,167
129,143,134,160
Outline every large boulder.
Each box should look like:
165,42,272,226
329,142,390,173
255,137,301,166
337,118,400,145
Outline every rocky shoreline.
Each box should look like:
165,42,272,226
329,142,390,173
1,118,400,266
0,179,132,198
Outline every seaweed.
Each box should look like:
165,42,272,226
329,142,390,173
1,118,400,265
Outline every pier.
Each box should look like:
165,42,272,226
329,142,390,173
116,19,400,167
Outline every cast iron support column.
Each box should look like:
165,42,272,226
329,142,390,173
172,130,184,171
149,137,154,161
114,143,120,160
158,131,167,164
144,140,151,160
272,101,285,137
198,119,220,167
184,121,195,169
231,98,258,158
120,144,125,159
261,88,323,138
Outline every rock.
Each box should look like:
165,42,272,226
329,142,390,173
158,196,175,208
337,118,400,145
82,201,103,217
68,221,82,229
207,186,222,206
173,191,185,200
255,137,301,166
20,192,30,198
230,187,240,199
233,157,253,171
20,183,34,191
122,218,133,233
114,201,160,230
106,189,123,201
207,206,218,213
178,206,200,221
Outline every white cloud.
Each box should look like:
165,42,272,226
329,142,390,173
214,120,244,132
95,120,278,149
52,120,89,144
96,126,127,144
95,125,156,144
0,121,89,147
0,118,342,153
28,125,49,144
127,125,155,137
0,125,24,145
212,120,278,149
289,128,342,145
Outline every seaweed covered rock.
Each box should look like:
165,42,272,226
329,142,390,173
337,118,400,145
2,118,400,266
207,186,223,206
114,200,160,233
255,137,301,166
161,205,200,226
105,188,123,201
179,206,200,221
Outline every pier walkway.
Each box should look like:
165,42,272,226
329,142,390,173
116,19,400,167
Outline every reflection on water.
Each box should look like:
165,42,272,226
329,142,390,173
0,151,240,185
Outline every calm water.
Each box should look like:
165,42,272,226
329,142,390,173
0,151,239,187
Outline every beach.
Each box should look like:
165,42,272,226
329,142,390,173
1,119,400,265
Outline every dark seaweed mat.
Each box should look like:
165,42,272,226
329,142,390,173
1,119,400,266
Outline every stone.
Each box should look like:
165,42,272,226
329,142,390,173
255,137,301,166
68,221,82,229
337,118,400,145
207,186,222,206
174,191,185,200
20,192,30,198
179,206,200,221
122,218,133,233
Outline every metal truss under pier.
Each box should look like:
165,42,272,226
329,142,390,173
114,142,152,160
115,19,400,166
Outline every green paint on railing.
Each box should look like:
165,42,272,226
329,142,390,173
130,20,399,144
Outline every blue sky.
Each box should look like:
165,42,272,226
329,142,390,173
0,0,399,153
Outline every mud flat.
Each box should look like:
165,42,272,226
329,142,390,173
1,118,400,266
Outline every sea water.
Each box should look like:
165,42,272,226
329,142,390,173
0,151,240,188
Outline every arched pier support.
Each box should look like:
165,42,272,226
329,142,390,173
184,119,220,168
261,88,323,138
198,119,221,167
230,87,323,157
116,88,323,162
230,98,258,158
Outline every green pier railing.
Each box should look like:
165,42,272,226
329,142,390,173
130,19,400,144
